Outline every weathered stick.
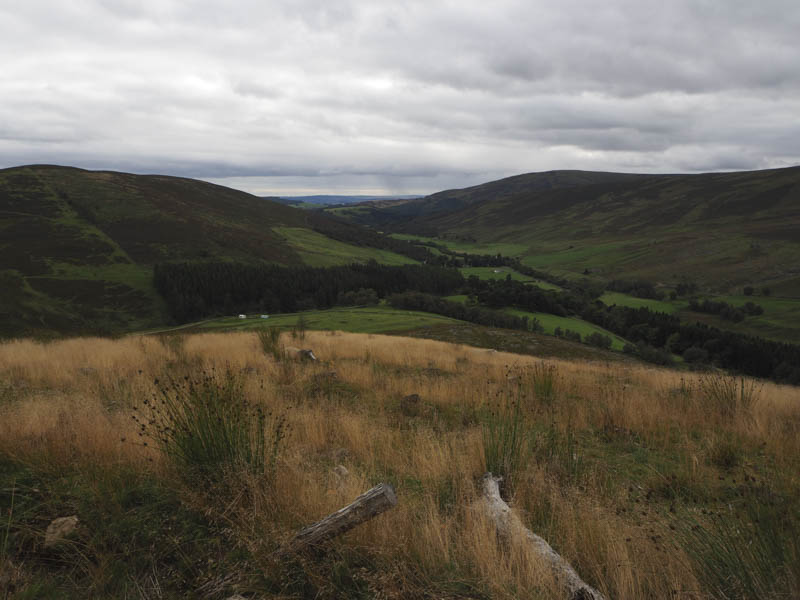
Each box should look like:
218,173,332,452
480,473,607,600
281,483,397,554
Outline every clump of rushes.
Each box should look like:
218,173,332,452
133,369,287,480
673,498,799,599
291,315,307,341
528,361,558,405
257,326,285,362
700,373,760,420
482,374,529,496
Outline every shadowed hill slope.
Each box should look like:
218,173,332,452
0,165,416,337
325,170,644,229
421,166,800,235
380,167,800,292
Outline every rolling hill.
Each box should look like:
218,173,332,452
0,165,417,337
348,166,800,295
323,170,643,229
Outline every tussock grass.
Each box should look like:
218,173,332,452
257,326,285,362
136,370,288,479
482,379,529,495
0,330,798,598
699,372,761,420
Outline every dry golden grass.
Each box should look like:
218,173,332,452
1,330,799,598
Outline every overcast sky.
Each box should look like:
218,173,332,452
2,1,799,195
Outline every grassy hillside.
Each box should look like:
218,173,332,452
0,165,414,337
1,331,798,598
407,166,800,293
345,167,800,297
325,170,644,228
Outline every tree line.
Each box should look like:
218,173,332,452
154,262,463,323
462,277,800,383
606,279,664,300
153,256,800,384
688,298,764,322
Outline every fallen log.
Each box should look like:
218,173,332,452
480,473,607,600
281,483,397,555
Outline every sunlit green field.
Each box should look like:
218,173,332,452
680,294,800,344
273,227,415,267
441,295,628,350
600,292,682,313
503,308,630,350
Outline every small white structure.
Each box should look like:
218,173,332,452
238,314,247,319
260,314,270,319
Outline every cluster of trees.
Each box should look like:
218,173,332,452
606,279,664,300
582,304,799,383
744,285,771,297
154,262,464,323
152,249,800,384
585,332,613,349
622,341,674,366
555,327,613,350
465,276,593,317
387,291,538,332
553,327,582,343
337,288,379,306
688,298,764,322
457,277,800,383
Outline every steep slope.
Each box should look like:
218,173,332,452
0,165,414,337
409,166,800,292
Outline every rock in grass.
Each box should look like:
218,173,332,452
285,346,317,361
44,515,79,548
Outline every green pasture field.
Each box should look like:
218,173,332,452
326,206,372,217
194,306,460,335
504,308,629,350
521,240,631,270
272,227,415,267
679,294,800,344
597,290,800,344
600,292,683,314
441,295,629,351
389,234,528,257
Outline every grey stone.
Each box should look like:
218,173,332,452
44,515,79,548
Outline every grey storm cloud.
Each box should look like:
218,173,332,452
1,0,799,194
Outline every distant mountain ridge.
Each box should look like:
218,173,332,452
274,194,423,206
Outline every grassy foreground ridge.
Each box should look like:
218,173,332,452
1,331,798,598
